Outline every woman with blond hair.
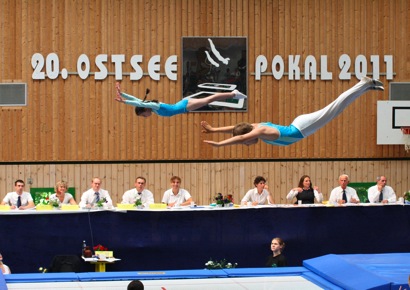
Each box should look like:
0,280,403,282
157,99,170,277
49,180,77,205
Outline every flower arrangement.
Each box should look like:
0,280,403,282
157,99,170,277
205,258,238,269
93,244,114,258
214,193,234,206
49,197,60,208
93,244,108,251
39,195,59,208
36,191,52,205
38,267,47,273
404,191,410,202
39,196,50,205
95,197,107,207
134,198,143,207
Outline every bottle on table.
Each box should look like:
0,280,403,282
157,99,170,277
82,240,87,256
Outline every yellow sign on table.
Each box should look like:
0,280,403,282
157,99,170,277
95,251,113,258
36,204,53,210
0,205,10,211
116,204,136,210
61,204,79,211
149,203,167,209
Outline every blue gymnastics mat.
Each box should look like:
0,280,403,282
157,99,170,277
304,253,410,290
2,253,409,290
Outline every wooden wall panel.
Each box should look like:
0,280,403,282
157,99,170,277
0,161,408,207
0,0,409,162
0,108,23,161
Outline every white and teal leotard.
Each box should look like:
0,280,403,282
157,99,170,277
259,123,304,146
121,93,189,117
260,78,374,146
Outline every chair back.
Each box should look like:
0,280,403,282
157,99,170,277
48,255,81,272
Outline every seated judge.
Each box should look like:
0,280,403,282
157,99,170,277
367,176,396,204
49,180,77,205
329,174,360,204
287,175,323,204
79,177,113,208
1,179,35,210
162,176,193,207
241,176,272,206
121,176,154,208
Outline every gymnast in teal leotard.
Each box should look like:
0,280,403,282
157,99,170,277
202,77,384,147
115,82,247,117
256,123,304,146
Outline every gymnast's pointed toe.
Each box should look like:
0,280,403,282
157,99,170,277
361,76,383,90
372,79,383,87
232,90,247,99
372,86,384,91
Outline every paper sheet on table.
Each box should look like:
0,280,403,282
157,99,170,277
82,257,98,262
82,256,121,262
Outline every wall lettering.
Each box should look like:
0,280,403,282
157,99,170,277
31,53,394,81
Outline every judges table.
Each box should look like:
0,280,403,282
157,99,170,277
0,204,409,273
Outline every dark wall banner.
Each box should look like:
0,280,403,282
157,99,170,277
1,206,409,273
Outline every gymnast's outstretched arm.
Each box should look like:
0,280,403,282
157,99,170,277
119,92,160,110
200,121,235,134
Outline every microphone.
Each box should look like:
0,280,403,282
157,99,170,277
91,195,97,207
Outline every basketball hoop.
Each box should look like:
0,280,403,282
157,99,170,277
401,127,410,153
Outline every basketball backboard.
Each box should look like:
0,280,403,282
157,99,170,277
377,101,410,145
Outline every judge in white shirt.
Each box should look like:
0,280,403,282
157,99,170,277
79,177,113,208
121,176,154,208
162,176,193,207
1,179,35,210
367,176,396,204
241,176,272,206
329,174,360,204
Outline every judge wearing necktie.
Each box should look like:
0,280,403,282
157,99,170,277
79,177,113,208
1,179,35,210
329,174,360,204
367,176,397,204
121,176,154,208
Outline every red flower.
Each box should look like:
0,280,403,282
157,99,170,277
93,244,108,251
